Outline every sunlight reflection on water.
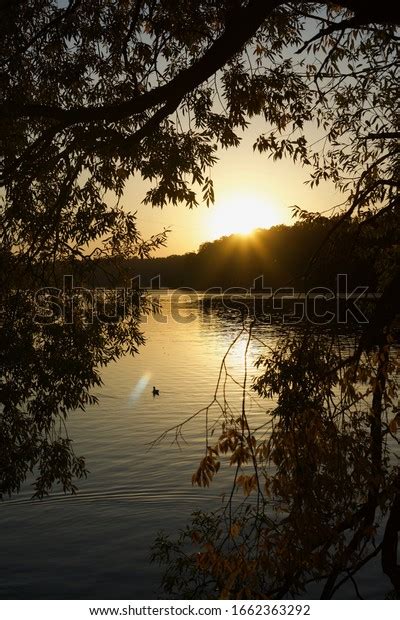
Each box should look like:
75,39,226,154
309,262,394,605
0,298,394,599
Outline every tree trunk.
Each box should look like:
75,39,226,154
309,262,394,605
382,487,400,591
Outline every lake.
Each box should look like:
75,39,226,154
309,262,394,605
0,294,395,599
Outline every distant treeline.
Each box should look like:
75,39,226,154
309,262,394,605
82,218,378,292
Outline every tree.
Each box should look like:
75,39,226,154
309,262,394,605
151,323,400,598
1,0,400,597
1,1,399,278
0,285,155,499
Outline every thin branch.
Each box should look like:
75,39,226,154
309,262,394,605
296,17,358,55
1,0,281,125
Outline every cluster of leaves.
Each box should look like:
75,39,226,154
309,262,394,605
152,327,400,598
1,2,399,597
2,2,398,281
0,287,150,499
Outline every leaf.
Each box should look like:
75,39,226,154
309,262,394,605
229,522,241,539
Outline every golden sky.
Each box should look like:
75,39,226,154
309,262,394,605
125,121,340,257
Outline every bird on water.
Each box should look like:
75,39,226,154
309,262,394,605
152,386,160,396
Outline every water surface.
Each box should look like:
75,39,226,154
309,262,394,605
0,298,394,599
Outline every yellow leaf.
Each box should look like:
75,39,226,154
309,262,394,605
229,522,241,539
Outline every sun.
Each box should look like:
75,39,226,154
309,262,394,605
208,192,280,240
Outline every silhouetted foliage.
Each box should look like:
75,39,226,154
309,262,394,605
1,1,399,276
1,0,400,599
0,288,147,499
118,219,383,291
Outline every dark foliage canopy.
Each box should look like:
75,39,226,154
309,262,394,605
1,1,400,599
1,1,399,282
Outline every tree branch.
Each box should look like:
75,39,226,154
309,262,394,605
296,17,358,55
1,0,282,125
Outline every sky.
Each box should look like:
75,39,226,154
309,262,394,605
124,120,340,257
55,2,343,259
118,13,344,259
